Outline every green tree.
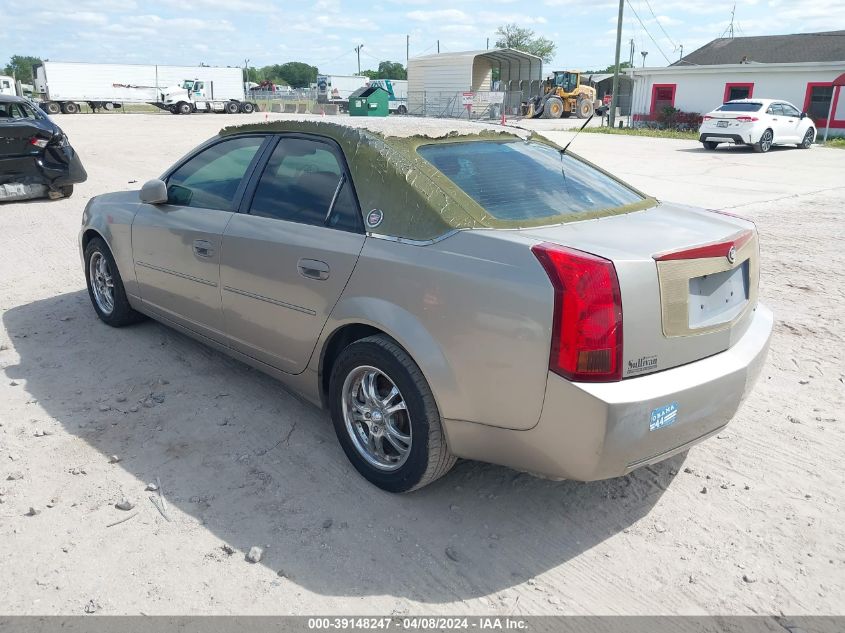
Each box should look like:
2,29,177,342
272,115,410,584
585,62,633,74
264,61,317,88
357,62,407,81
494,24,556,63
376,61,406,80
3,55,43,84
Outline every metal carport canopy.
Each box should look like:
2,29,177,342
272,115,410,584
407,48,543,93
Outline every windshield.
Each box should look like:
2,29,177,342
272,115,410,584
417,141,644,221
717,102,763,112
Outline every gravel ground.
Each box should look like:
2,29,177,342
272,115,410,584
0,113,843,616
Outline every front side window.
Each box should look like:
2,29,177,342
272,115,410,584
768,104,785,116
166,136,263,211
248,137,361,232
781,103,801,117
418,141,644,221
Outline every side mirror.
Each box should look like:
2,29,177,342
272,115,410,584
139,178,168,204
800,111,807,119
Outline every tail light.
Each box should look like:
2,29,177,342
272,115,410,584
736,116,758,122
531,243,623,382
703,115,713,121
29,137,49,148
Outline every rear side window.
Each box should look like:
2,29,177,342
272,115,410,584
716,102,763,112
166,136,263,211
248,137,361,232
417,141,643,221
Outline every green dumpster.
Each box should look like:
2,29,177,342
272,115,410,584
348,86,389,117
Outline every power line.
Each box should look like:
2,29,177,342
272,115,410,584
626,0,672,64
640,0,678,50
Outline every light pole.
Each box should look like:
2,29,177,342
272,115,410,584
641,51,649,67
354,44,364,74
608,0,624,128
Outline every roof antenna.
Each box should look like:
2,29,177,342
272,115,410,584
561,105,608,155
722,4,736,39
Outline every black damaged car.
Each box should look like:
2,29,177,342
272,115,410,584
0,95,87,202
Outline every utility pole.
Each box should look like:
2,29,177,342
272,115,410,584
629,39,635,67
608,0,624,128
678,44,683,61
437,40,440,53
406,35,410,65
641,51,648,67
354,44,364,74
486,37,489,50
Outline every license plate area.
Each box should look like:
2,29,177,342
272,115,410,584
688,261,749,329
716,120,729,128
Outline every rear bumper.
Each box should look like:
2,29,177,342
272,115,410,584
699,132,750,145
0,146,87,191
445,304,773,481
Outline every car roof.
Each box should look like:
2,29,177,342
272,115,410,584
0,95,28,103
216,119,653,241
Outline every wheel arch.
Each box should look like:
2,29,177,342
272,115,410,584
314,301,459,419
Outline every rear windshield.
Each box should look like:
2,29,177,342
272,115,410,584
417,141,643,221
717,102,763,112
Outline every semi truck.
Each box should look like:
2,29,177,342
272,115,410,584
366,79,408,114
32,62,256,115
316,74,368,111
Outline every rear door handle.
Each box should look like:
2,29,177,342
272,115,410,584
193,239,215,258
297,258,330,280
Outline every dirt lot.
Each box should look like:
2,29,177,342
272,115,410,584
0,113,843,616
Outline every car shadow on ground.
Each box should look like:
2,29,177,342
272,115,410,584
676,145,798,154
2,290,682,603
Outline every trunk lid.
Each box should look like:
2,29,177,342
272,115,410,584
519,202,760,378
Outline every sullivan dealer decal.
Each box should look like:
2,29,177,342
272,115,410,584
627,354,658,376
650,402,679,432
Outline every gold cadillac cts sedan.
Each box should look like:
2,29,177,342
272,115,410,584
80,120,772,492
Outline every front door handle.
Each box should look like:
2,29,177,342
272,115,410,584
193,239,215,258
297,258,330,281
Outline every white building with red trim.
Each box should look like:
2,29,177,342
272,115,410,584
628,31,845,136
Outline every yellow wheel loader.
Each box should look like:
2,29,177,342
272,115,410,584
527,71,601,119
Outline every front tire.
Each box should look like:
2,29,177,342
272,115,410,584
753,128,774,153
542,96,565,119
84,237,145,327
176,102,192,115
799,127,815,149
397,105,408,115
703,141,719,150
329,335,456,492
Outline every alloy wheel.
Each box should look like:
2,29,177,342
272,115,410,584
760,130,773,152
341,366,412,471
89,251,115,315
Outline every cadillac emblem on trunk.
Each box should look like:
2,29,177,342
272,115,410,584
727,245,737,264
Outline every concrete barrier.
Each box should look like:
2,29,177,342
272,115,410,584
296,103,307,114
323,104,339,115
271,103,283,113
284,103,297,113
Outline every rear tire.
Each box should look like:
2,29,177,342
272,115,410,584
225,101,240,114
397,105,408,115
753,128,773,153
703,141,719,150
240,101,255,114
61,101,79,114
329,335,456,493
60,185,74,198
83,237,145,328
576,97,594,119
799,127,815,149
45,101,61,115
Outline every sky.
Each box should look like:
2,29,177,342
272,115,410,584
1,0,843,76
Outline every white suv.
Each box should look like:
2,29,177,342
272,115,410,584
698,99,816,153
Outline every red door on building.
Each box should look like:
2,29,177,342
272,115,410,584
651,84,676,118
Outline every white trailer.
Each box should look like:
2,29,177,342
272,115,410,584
33,61,256,115
316,74,368,111
366,79,408,114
